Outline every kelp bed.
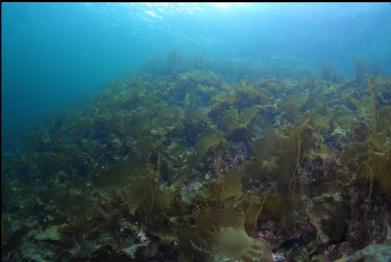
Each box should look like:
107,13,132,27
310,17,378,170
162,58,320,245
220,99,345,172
2,56,391,261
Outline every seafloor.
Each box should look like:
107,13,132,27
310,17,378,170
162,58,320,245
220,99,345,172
2,55,391,261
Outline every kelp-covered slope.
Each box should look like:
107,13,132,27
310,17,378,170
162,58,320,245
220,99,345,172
2,56,391,261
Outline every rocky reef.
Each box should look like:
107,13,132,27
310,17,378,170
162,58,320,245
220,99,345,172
2,54,391,261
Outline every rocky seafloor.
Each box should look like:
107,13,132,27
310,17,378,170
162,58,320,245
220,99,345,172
2,56,391,261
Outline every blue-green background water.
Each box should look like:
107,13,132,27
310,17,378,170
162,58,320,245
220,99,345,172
2,3,391,153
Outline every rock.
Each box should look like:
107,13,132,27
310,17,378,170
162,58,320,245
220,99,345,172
335,242,391,262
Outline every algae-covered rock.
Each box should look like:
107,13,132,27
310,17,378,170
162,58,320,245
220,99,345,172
307,193,348,244
35,225,61,241
21,241,52,262
336,241,391,262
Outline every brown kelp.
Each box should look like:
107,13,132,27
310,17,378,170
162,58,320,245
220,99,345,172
2,55,391,261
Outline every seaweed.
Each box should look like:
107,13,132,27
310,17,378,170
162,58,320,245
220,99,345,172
354,59,368,86
319,61,340,83
2,54,391,261
177,169,272,261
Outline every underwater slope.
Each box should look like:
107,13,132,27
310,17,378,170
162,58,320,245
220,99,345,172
2,56,391,261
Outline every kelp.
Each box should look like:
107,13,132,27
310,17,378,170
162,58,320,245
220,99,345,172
195,131,225,161
272,119,315,195
278,93,309,123
92,161,147,189
244,189,270,232
208,168,244,203
342,76,391,207
259,190,292,222
177,169,272,262
2,54,391,261
378,106,391,135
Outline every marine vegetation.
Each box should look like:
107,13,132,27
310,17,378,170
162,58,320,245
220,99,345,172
2,54,391,261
